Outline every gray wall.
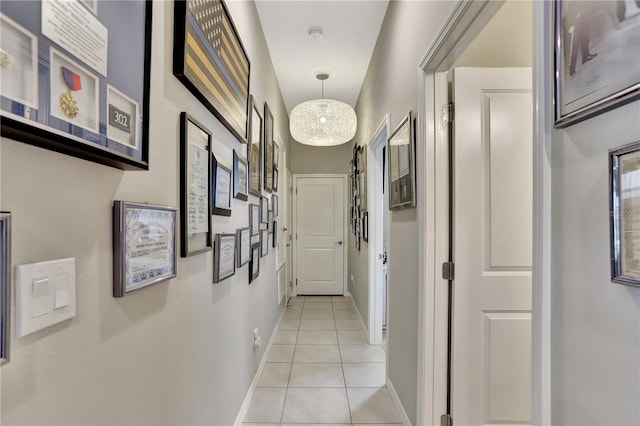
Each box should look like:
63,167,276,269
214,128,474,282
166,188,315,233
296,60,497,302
289,141,351,175
0,2,289,424
351,2,456,423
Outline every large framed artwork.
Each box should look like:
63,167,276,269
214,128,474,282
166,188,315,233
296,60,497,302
247,96,262,197
263,102,274,193
0,213,10,365
609,140,640,288
173,0,250,143
388,111,416,210
180,112,212,257
554,0,640,128
0,1,152,170
113,201,177,297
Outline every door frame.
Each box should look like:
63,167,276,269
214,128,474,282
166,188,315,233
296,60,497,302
292,174,349,297
415,1,552,425
367,115,390,345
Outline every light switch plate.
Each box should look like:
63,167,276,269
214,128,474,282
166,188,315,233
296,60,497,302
15,258,76,338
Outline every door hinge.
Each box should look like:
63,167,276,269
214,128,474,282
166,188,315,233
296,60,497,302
296,233,298,240
442,261,455,280
295,279,298,286
441,414,452,426
441,103,454,123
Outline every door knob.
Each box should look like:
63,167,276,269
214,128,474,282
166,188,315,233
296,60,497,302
337,241,343,245
286,243,291,247
282,227,288,232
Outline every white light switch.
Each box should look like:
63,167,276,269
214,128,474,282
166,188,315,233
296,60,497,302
15,258,76,338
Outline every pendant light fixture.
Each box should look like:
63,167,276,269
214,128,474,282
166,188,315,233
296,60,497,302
289,72,357,147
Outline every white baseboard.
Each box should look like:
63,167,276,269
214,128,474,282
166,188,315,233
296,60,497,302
349,295,371,343
387,378,412,426
233,310,284,425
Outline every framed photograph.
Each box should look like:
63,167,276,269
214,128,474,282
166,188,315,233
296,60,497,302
261,229,269,257
236,227,251,268
260,195,269,225
263,102,274,193
113,201,177,297
0,1,151,170
212,153,232,217
180,112,211,257
272,220,278,248
249,243,260,284
213,233,236,284
0,212,11,365
233,149,249,201
388,111,416,210
248,96,262,197
173,0,250,143
610,140,640,287
249,204,260,236
273,167,279,192
554,0,640,128
362,211,369,243
272,194,279,218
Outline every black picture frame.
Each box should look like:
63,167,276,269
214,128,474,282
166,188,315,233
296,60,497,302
180,112,212,257
272,194,279,218
261,229,269,257
173,0,250,143
249,203,260,236
0,212,11,365
0,1,152,170
260,195,269,225
248,96,263,197
273,167,279,192
362,211,369,243
249,243,260,284
213,233,236,284
263,102,274,193
388,111,416,210
272,220,278,248
609,140,640,288
554,0,640,128
212,153,232,217
233,149,249,201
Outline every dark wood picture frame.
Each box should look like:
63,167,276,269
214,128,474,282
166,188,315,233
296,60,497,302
233,149,249,201
247,96,263,197
0,1,152,170
263,102,274,193
173,0,250,143
388,111,416,210
249,243,260,284
362,211,369,243
213,233,236,284
272,220,278,248
212,153,232,217
180,112,212,257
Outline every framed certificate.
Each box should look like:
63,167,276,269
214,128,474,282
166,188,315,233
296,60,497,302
213,233,236,283
268,210,274,234
272,220,278,248
610,140,640,287
173,0,250,144
249,243,260,284
0,212,11,365
212,153,232,217
0,1,152,170
248,96,262,197
263,102,274,193
236,227,251,268
260,195,269,225
260,229,269,257
272,194,278,218
388,112,416,210
362,211,369,243
249,204,260,237
113,201,177,297
180,112,212,257
233,149,249,201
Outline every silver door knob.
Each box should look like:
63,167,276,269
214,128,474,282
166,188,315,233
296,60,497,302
337,241,343,245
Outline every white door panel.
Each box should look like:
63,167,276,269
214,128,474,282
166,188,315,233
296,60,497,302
295,176,345,295
452,67,532,426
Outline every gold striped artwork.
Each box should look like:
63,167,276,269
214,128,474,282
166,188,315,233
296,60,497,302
174,0,250,143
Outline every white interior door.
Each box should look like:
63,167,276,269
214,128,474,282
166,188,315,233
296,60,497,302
295,175,345,295
287,170,293,299
452,67,532,426
276,149,287,305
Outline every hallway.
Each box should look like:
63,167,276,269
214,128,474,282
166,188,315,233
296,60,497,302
243,296,401,425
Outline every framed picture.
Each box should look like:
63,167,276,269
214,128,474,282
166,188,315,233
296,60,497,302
273,167,279,192
247,96,262,197
180,112,211,257
173,0,250,143
272,194,279,218
358,145,367,211
233,149,249,201
260,195,269,225
0,1,152,170
261,229,269,257
113,201,177,297
274,142,280,168
249,243,260,284
212,153,232,217
213,233,236,283
272,220,278,248
263,102,274,193
554,0,640,128
249,204,260,236
0,212,11,365
610,140,640,287
236,227,251,268
268,210,274,234
388,111,416,210
362,211,369,243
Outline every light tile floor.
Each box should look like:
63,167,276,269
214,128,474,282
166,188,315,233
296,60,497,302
244,296,401,425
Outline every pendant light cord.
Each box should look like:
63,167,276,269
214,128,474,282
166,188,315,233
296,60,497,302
321,79,325,99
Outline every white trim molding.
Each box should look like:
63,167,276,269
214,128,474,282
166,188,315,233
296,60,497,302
387,377,412,426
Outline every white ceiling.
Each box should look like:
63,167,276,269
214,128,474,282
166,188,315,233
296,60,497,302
255,0,389,113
